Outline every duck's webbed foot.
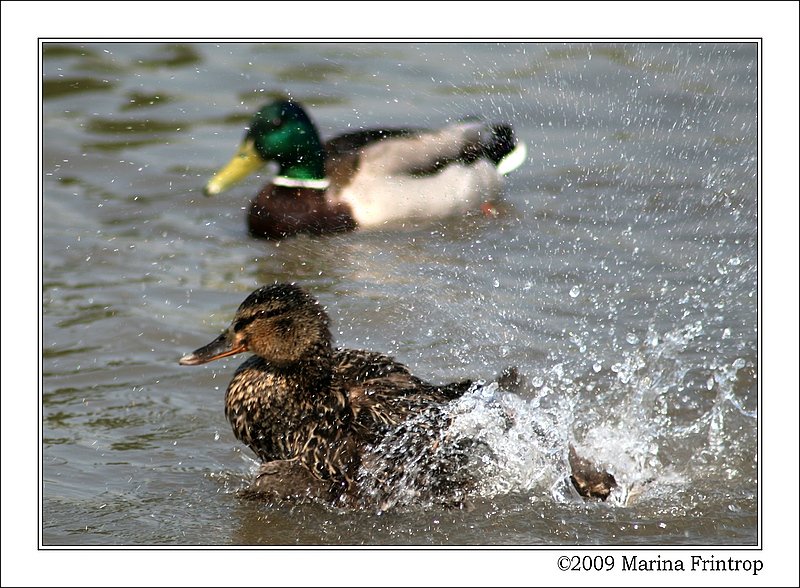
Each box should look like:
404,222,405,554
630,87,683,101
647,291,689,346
568,444,617,501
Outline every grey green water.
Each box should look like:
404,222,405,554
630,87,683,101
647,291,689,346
42,42,757,546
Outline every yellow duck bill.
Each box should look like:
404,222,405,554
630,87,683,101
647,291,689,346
204,139,263,196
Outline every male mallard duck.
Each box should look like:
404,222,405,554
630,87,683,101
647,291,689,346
203,100,527,239
179,283,615,507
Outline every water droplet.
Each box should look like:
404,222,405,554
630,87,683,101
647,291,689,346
569,286,580,298
722,328,731,339
593,362,602,373
732,358,746,369
706,377,715,390
532,376,544,388
493,278,500,288
626,333,639,345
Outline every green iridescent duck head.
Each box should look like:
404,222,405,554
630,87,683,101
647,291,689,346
204,101,327,196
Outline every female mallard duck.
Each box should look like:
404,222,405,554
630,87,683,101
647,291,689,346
179,283,615,507
203,100,527,239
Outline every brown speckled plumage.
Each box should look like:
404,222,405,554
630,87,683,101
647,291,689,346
180,283,617,507
179,283,482,505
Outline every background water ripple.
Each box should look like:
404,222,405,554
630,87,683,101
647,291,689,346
40,41,757,546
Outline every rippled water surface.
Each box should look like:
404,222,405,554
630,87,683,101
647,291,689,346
41,42,758,546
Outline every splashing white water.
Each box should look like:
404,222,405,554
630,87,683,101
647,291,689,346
357,319,756,511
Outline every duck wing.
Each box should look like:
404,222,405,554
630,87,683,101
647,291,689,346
568,444,618,501
325,128,418,156
324,129,416,187
324,122,520,185
333,348,472,440
355,121,518,177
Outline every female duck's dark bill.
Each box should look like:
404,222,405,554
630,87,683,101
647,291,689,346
179,332,246,366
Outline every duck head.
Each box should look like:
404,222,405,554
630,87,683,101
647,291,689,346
204,100,327,196
179,283,333,369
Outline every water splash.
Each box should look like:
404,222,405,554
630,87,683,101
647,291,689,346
356,319,756,511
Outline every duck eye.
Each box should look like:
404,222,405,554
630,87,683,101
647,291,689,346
271,117,282,127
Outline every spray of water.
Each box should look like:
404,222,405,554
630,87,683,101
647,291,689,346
355,318,756,512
